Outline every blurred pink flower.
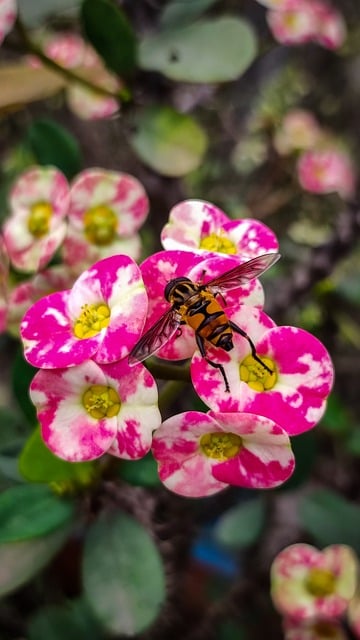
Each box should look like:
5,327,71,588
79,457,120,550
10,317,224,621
62,168,149,272
274,110,323,155
271,543,358,621
152,410,295,497
0,0,16,46
2,166,69,273
297,147,356,199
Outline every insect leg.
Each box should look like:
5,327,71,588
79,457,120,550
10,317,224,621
195,334,230,393
229,320,273,374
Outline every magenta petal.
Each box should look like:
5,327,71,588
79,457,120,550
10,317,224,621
21,290,100,368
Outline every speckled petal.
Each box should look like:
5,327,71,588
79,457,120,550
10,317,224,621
30,362,118,461
3,217,67,272
223,219,279,257
69,168,149,234
9,166,70,220
161,199,229,252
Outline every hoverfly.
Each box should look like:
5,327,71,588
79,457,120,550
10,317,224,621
128,253,280,392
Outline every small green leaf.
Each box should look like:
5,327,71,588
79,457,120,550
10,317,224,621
0,484,75,543
160,0,219,29
299,489,360,553
28,599,103,640
83,510,166,635
19,426,95,487
131,106,208,177
0,523,71,596
139,16,257,83
214,498,265,549
81,0,137,77
11,348,38,426
119,453,161,488
26,119,82,180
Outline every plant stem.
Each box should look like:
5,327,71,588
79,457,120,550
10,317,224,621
14,15,131,102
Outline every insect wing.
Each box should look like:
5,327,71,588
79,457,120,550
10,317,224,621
128,309,180,364
205,253,280,293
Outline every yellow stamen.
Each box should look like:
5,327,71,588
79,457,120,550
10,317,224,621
27,202,53,238
73,302,111,339
83,205,117,246
240,355,277,391
200,431,242,461
305,568,336,598
199,230,237,254
82,384,121,419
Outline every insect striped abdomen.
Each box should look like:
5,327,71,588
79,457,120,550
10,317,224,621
181,291,233,350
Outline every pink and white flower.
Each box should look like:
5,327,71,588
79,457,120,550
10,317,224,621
0,0,17,46
161,199,278,259
152,410,295,497
297,148,356,200
267,0,346,50
62,168,149,272
6,265,75,336
30,358,161,462
28,32,120,120
21,254,147,369
139,250,266,361
274,110,323,156
0,235,9,332
2,166,69,273
191,305,334,436
283,617,347,640
271,543,358,621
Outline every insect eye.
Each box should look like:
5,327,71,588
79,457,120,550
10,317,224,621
164,277,192,301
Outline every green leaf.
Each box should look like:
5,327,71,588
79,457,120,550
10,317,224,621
214,498,265,549
0,484,75,543
299,489,360,553
0,523,70,596
344,429,360,456
118,452,161,488
160,0,219,29
321,393,354,436
131,106,208,177
28,599,103,640
280,430,317,491
11,348,38,426
83,510,166,635
19,426,95,487
81,0,137,77
139,16,257,83
26,119,82,180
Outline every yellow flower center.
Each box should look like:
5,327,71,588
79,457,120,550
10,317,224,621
82,384,121,419
305,568,336,598
73,302,111,339
83,205,117,246
27,202,53,238
199,230,237,254
200,431,242,461
239,355,277,391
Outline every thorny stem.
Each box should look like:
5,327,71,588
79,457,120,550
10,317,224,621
145,357,191,383
14,15,131,102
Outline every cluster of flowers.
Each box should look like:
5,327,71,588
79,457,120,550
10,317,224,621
256,0,346,50
271,542,360,639
0,166,149,333
26,31,121,120
274,109,356,200
0,183,335,497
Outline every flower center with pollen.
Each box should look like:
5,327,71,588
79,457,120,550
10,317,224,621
82,385,121,419
240,355,277,391
199,230,237,254
73,302,111,339
27,202,53,238
200,431,242,461
305,568,336,598
83,205,117,246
